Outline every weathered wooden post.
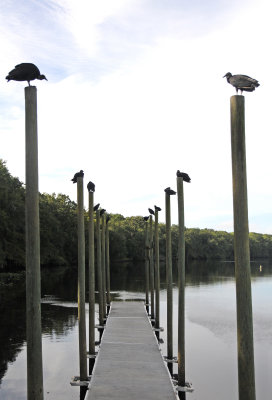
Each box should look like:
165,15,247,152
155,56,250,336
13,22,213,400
76,174,88,382
87,181,95,374
154,205,161,338
25,86,44,400
106,215,111,314
148,209,155,324
230,95,256,400
165,187,176,376
176,171,191,398
96,208,104,338
144,216,150,314
100,209,107,321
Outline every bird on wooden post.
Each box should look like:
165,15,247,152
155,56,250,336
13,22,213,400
148,208,155,216
223,72,259,94
100,209,106,216
154,205,161,212
177,171,191,183
6,63,47,86
87,181,95,192
143,216,149,221
93,203,100,211
71,170,84,183
165,187,176,195
106,215,111,224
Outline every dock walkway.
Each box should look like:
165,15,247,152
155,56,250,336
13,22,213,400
86,301,177,400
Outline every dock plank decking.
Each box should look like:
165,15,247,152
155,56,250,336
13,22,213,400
86,301,177,400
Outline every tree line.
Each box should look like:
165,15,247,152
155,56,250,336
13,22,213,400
1,159,272,269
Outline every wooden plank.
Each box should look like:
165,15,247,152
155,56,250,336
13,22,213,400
86,302,177,400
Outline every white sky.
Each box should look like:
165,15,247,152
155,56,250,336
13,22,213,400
0,0,272,233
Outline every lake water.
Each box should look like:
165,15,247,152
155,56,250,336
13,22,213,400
0,260,271,400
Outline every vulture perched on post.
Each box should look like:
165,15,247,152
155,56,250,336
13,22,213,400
164,187,176,195
177,170,191,183
148,208,155,215
93,203,100,211
71,170,84,183
154,205,161,211
100,208,106,216
223,72,259,94
106,215,111,224
143,216,149,221
87,181,95,192
6,63,47,86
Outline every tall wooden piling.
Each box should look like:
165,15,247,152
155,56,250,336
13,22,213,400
154,208,160,336
96,210,104,330
144,220,150,313
177,176,186,398
88,190,95,373
230,95,256,400
101,213,107,320
165,191,173,375
149,215,155,323
25,86,44,400
105,217,111,313
77,176,88,381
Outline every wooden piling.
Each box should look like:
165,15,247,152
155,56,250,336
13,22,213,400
154,208,160,336
88,191,95,373
105,218,111,313
165,191,173,375
144,220,150,314
25,86,44,400
96,210,104,331
149,215,155,323
77,176,88,381
101,214,107,320
177,176,186,398
230,95,256,400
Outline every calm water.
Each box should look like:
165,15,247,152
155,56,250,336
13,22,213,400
0,260,271,400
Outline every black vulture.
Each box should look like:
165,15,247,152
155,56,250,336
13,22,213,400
154,205,161,211
6,63,47,86
106,215,111,224
223,72,259,94
93,203,100,211
164,187,176,195
143,216,149,221
100,208,106,216
177,170,191,183
87,181,95,192
71,170,84,183
148,208,155,215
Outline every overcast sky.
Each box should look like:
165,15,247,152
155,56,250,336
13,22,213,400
1,0,271,233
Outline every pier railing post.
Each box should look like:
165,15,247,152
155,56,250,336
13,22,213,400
177,176,186,398
101,213,107,321
25,86,44,400
88,190,95,374
96,210,104,337
154,207,161,337
144,220,150,314
77,176,88,382
230,95,256,400
149,214,155,324
106,217,111,313
165,189,175,375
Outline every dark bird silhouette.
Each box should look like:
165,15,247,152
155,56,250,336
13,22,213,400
87,181,95,192
143,216,149,221
71,170,84,183
100,208,106,216
106,215,111,224
154,205,161,211
165,187,176,195
177,170,191,182
148,208,155,215
223,72,259,94
93,203,100,211
6,63,47,86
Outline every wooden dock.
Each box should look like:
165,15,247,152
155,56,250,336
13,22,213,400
86,301,177,400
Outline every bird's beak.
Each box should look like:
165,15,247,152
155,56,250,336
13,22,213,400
223,74,226,78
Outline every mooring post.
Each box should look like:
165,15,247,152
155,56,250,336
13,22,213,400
88,189,95,374
154,207,161,337
25,86,44,400
144,219,150,314
149,214,155,324
101,213,107,321
105,216,111,314
165,188,175,376
96,210,104,338
230,95,256,400
177,176,186,399
77,176,88,382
